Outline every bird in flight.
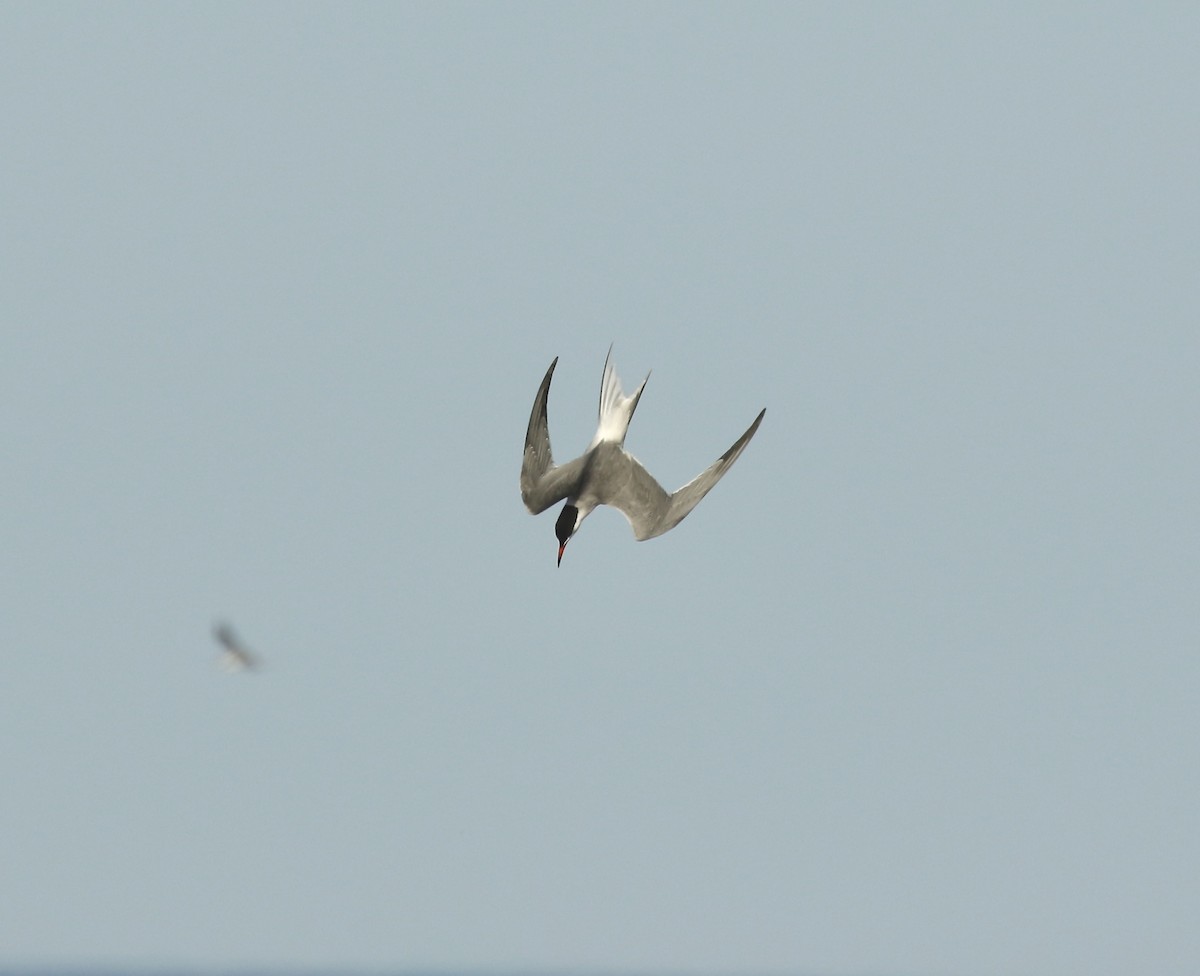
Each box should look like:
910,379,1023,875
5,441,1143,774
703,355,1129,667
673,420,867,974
213,622,260,673
520,347,765,565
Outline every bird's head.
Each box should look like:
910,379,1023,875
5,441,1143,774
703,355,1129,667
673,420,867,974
555,503,582,567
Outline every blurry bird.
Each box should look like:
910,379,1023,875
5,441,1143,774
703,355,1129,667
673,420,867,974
520,347,765,565
213,622,260,673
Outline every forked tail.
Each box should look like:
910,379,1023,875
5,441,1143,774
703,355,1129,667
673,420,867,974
590,345,649,448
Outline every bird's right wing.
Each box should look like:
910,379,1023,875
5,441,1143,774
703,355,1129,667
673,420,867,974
520,357,585,514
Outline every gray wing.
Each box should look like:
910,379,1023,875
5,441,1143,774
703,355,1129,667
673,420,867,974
604,408,766,541
520,357,585,514
213,623,240,652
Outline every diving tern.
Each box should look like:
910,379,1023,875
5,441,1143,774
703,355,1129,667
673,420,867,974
520,348,765,565
213,622,260,673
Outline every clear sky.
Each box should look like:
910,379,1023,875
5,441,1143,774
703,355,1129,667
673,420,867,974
2,4,1197,976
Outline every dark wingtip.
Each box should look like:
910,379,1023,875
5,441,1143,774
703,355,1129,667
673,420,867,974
717,407,766,463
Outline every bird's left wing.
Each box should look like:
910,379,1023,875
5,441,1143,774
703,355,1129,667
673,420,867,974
652,407,766,539
520,357,585,514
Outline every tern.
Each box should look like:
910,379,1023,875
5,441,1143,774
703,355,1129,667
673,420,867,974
520,348,765,565
213,622,260,673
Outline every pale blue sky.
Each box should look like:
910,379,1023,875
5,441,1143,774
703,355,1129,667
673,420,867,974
2,4,1197,975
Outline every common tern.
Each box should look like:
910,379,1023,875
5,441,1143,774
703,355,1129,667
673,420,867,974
520,348,765,565
213,622,260,673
